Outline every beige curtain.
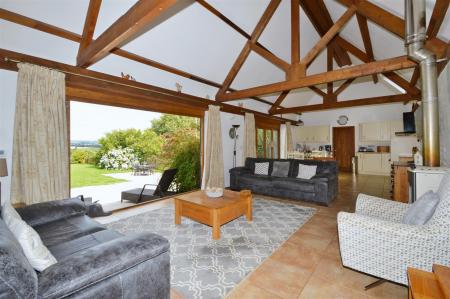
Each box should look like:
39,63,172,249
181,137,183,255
243,113,256,162
202,105,224,189
286,122,294,153
11,63,69,205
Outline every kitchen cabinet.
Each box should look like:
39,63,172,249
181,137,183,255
296,125,330,143
359,120,403,142
390,119,403,136
357,153,391,175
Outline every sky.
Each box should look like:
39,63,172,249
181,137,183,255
70,102,162,141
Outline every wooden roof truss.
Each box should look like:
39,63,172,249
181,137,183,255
1,0,449,117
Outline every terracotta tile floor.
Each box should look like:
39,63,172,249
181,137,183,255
224,173,408,299
110,173,406,299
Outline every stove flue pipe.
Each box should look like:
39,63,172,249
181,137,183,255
405,0,440,166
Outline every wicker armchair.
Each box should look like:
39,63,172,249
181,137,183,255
337,172,450,285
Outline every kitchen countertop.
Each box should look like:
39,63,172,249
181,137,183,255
357,152,390,154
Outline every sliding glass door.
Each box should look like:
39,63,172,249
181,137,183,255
256,128,279,159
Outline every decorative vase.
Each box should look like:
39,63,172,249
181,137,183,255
205,187,224,198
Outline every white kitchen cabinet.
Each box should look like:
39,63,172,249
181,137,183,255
357,153,390,176
295,125,330,143
359,123,380,142
390,119,403,136
360,120,402,142
381,153,391,174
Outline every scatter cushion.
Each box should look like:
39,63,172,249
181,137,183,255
297,164,317,179
271,161,290,177
1,203,57,271
402,191,440,225
254,162,269,175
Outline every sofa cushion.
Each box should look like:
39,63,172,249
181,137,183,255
297,164,317,179
34,215,106,247
272,177,315,192
271,161,290,177
2,203,57,271
254,162,269,175
49,229,123,260
0,217,38,298
403,191,440,225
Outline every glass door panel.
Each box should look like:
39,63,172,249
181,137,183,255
257,128,264,158
273,130,279,159
266,130,272,158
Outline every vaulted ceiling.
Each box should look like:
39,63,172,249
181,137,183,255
0,0,449,119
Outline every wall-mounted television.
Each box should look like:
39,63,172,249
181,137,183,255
403,112,416,133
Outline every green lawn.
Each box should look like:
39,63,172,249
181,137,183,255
71,164,131,188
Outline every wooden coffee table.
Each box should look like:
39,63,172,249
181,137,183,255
174,189,252,240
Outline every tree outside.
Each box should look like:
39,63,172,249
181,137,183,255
71,114,201,193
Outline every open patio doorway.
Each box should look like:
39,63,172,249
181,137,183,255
69,101,201,211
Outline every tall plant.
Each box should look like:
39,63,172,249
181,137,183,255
161,128,201,192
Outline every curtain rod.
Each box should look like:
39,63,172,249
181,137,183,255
3,56,205,100
3,56,291,121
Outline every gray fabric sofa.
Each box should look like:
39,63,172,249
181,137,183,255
230,158,338,206
0,198,170,299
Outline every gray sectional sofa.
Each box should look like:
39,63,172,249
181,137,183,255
230,158,338,206
0,198,170,299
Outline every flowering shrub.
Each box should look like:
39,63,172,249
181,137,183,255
98,148,139,170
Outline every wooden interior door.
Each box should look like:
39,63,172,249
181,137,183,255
333,126,355,172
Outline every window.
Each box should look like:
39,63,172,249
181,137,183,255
256,127,280,159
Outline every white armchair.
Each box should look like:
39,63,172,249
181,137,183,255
337,172,450,285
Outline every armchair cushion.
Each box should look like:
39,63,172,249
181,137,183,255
17,197,87,227
403,191,440,225
355,193,408,222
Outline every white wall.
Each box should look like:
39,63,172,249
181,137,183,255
203,111,244,188
0,70,18,204
438,63,450,167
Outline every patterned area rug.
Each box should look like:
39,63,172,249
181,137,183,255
107,198,315,299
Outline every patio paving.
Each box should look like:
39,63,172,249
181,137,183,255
70,171,162,210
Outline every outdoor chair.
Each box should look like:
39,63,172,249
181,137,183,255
121,168,178,203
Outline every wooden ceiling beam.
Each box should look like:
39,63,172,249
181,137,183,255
0,8,279,107
268,91,290,114
300,6,356,67
336,0,447,54
356,14,377,83
272,93,421,115
327,47,333,95
0,48,294,123
77,0,180,67
309,86,327,97
337,37,421,96
78,0,102,56
217,56,416,101
333,78,355,96
291,0,300,64
216,0,281,96
249,43,290,72
0,8,81,42
300,0,352,67
409,0,449,87
195,0,272,54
